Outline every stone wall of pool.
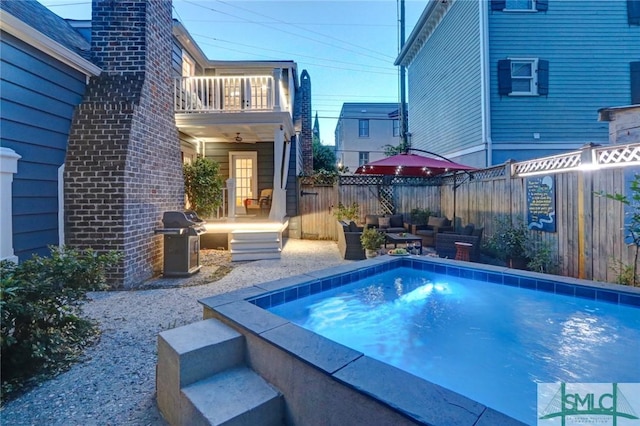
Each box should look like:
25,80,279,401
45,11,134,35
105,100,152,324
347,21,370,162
199,256,640,426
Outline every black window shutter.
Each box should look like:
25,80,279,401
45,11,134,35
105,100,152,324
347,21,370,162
498,59,512,96
631,61,640,104
491,0,506,11
629,0,640,25
536,0,549,12
537,60,549,96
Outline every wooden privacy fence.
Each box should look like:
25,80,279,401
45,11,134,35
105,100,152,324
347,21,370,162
296,143,640,283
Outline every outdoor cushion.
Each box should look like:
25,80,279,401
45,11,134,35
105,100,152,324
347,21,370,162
348,221,360,232
378,217,391,229
389,214,403,228
428,216,449,228
365,215,379,227
462,224,475,235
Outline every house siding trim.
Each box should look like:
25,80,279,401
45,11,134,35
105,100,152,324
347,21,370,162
0,148,21,263
0,10,101,77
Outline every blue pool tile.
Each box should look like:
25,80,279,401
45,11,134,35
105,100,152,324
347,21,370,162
555,284,575,297
255,296,271,309
574,286,596,300
421,262,435,272
460,268,474,280
446,266,461,277
321,279,332,292
519,278,537,290
620,294,640,307
597,290,619,304
434,264,447,275
270,291,284,307
331,276,342,288
472,270,488,282
503,275,520,287
298,284,310,299
284,288,297,302
310,281,322,295
487,273,502,284
537,280,555,293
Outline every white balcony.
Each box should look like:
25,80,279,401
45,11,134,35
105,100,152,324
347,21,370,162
175,75,291,114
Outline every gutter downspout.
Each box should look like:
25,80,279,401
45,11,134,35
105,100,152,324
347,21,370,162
479,0,493,167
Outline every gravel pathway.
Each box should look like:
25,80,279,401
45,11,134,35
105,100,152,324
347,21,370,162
1,239,350,426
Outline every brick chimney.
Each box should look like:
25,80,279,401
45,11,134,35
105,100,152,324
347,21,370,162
64,0,183,288
299,70,313,175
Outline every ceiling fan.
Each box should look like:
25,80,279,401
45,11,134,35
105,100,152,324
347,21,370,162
231,132,256,143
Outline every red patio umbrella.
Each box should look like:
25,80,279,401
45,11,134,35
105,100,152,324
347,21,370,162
354,153,475,177
355,152,476,229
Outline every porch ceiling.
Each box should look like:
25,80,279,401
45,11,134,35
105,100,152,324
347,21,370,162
175,112,295,143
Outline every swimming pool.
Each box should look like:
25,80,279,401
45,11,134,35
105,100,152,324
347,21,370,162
200,256,640,425
267,266,640,424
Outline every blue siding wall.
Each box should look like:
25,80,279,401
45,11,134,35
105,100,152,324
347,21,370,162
408,0,482,157
489,0,640,147
0,32,87,260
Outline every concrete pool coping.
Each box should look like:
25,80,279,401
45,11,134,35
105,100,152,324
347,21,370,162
199,255,640,425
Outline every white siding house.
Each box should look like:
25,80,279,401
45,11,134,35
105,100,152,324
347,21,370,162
334,103,401,173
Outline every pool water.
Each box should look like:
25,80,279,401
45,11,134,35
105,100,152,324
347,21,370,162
268,267,640,424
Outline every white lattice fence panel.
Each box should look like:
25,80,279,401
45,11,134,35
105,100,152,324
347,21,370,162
512,151,582,177
595,144,640,167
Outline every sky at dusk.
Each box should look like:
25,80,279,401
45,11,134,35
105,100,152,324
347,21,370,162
39,0,424,145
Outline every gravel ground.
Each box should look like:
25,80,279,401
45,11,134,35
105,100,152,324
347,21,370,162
1,239,350,426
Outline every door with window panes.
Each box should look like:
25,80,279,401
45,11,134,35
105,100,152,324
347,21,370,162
229,151,257,214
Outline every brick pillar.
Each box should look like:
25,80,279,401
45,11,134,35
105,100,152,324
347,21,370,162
64,0,183,288
299,70,313,175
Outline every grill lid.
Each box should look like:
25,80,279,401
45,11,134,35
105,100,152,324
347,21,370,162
161,210,205,228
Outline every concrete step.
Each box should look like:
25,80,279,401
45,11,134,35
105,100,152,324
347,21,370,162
229,239,281,251
181,367,284,426
157,319,245,425
230,230,280,241
230,248,282,262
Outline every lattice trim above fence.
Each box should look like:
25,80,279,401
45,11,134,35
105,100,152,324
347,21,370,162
595,144,640,168
338,175,440,186
511,151,582,177
512,143,640,177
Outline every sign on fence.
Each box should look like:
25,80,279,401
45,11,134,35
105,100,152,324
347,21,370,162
526,175,556,233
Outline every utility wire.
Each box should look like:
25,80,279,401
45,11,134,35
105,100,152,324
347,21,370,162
212,0,396,61
179,0,395,65
192,33,396,72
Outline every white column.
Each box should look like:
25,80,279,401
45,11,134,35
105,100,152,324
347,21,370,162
226,178,236,219
0,147,21,262
272,68,281,112
269,127,286,221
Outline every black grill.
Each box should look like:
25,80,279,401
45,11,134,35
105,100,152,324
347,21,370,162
155,211,206,277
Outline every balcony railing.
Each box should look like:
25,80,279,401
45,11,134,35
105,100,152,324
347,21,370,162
175,76,290,113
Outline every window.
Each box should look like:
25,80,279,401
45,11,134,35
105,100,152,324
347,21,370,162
182,52,195,77
358,119,369,137
358,152,369,166
491,0,548,12
498,58,549,96
393,119,400,137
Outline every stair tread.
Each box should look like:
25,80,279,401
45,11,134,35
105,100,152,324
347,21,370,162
182,367,281,424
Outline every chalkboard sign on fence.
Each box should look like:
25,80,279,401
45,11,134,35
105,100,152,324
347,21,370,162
526,175,556,233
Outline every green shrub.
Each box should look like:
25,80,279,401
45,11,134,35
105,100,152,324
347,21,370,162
1,247,121,402
183,157,225,218
334,202,360,222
